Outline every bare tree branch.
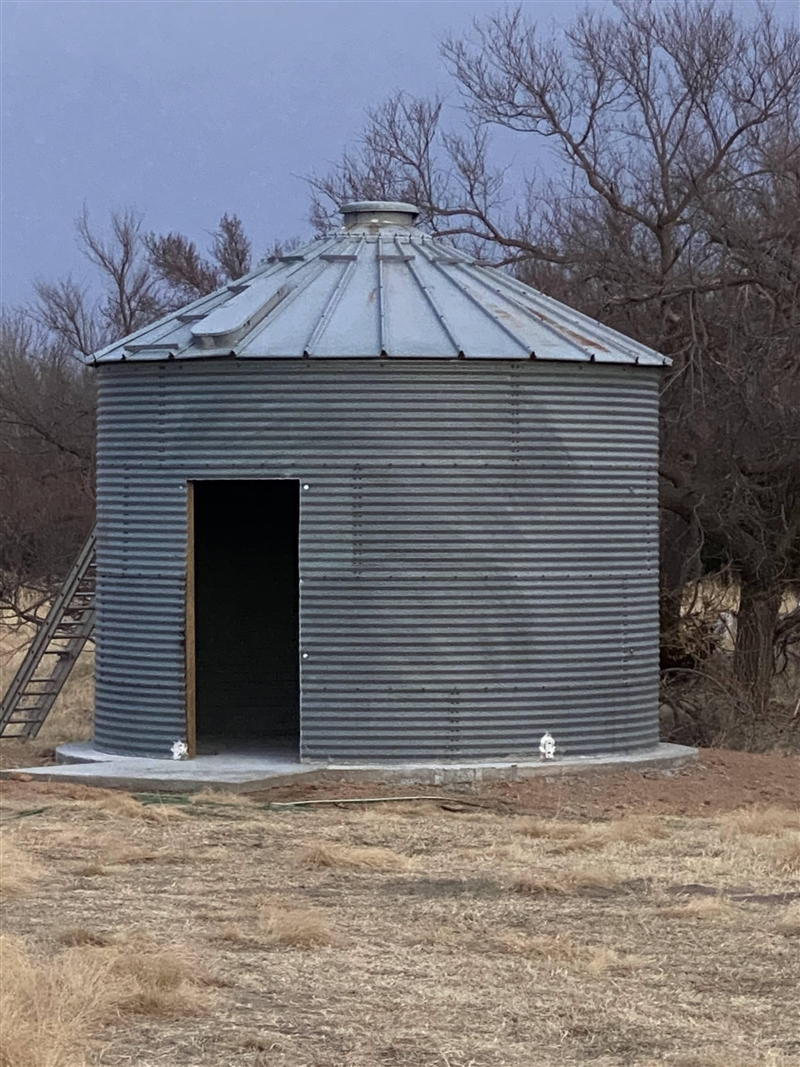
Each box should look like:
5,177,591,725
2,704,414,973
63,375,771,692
211,213,251,281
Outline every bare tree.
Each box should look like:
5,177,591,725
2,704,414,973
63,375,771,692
35,207,256,363
35,209,164,361
143,231,221,305
75,208,164,338
3,207,267,618
144,211,253,307
0,314,95,621
211,213,251,281
310,0,800,722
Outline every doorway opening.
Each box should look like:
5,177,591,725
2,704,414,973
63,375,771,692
188,479,299,754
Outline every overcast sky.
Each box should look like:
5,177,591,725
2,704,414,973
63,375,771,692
1,0,794,308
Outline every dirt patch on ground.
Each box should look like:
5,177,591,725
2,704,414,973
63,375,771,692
0,739,59,772
243,747,798,816
483,747,799,816
1,748,798,1066
2,746,794,816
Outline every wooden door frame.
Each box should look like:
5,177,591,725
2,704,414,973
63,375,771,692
185,481,197,758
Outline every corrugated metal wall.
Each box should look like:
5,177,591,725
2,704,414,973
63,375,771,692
94,359,661,760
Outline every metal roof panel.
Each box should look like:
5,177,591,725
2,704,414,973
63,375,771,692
91,205,669,368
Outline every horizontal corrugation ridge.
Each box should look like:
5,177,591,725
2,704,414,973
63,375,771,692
94,359,660,759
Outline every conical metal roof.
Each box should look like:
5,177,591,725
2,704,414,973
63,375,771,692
92,202,667,366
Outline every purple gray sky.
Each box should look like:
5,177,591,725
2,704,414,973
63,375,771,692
1,0,793,308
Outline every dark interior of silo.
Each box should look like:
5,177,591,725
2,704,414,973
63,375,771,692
192,479,299,752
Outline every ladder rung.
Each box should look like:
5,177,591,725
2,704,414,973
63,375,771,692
0,526,95,740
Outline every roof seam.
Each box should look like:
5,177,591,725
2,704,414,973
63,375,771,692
468,260,662,363
303,238,363,355
412,240,531,357
400,237,463,355
452,262,595,360
376,234,387,354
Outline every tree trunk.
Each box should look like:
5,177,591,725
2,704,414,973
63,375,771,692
658,510,696,669
733,583,782,716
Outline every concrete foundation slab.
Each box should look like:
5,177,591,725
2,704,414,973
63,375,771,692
0,742,698,793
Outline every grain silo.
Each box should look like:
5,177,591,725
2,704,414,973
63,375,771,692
90,201,668,762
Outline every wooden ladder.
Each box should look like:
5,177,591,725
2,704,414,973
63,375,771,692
0,528,96,739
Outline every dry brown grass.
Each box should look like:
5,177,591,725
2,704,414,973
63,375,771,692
1,753,799,1066
257,905,338,948
494,932,643,973
583,944,645,974
776,904,800,937
68,829,192,871
56,928,115,948
560,817,669,851
109,945,215,1014
660,1053,796,1067
103,844,190,868
0,934,117,1067
765,832,800,875
212,922,254,946
0,935,210,1067
514,813,669,851
514,815,585,839
74,864,107,878
510,863,623,896
721,806,799,837
500,931,587,962
658,896,739,921
88,791,189,823
297,840,410,871
0,836,42,899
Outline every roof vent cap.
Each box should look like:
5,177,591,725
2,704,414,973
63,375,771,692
341,201,420,230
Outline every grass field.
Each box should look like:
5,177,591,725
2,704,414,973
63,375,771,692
2,617,799,1065
1,751,798,1067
